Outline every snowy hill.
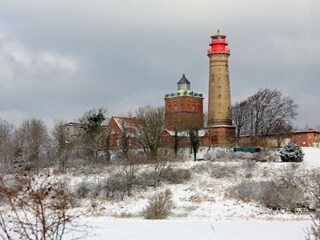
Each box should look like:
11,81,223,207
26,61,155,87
63,147,320,239
1,147,320,240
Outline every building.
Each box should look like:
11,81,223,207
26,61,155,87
207,31,235,145
162,31,237,148
164,74,204,131
63,122,85,138
291,129,320,147
107,116,143,150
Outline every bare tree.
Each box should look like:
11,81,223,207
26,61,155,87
135,106,165,158
117,118,132,158
119,153,141,196
101,125,112,162
231,100,250,145
149,154,170,188
0,119,15,166
231,88,298,145
172,127,185,157
16,118,49,169
187,125,200,161
52,120,76,172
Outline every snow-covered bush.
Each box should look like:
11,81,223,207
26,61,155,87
191,162,215,174
76,180,92,198
227,180,274,203
306,218,320,240
211,164,241,179
102,175,126,200
143,189,173,219
164,168,191,184
279,141,304,162
0,173,79,240
228,176,306,210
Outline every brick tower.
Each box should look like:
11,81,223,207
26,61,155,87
207,30,235,145
164,74,204,130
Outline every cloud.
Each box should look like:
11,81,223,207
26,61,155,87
0,0,319,128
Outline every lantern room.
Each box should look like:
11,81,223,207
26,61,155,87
207,30,230,55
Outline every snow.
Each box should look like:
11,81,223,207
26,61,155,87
62,147,320,239
2,147,320,240
302,147,320,167
67,218,311,240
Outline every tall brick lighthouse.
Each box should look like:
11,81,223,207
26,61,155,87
207,30,235,145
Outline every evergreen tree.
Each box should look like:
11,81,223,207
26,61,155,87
279,141,304,162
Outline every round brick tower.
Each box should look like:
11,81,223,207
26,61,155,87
207,30,235,145
164,74,204,131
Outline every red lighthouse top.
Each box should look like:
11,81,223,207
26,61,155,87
207,30,230,55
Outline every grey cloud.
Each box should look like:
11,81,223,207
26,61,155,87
0,0,319,128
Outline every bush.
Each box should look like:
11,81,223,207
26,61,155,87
211,164,241,179
191,162,215,174
0,173,79,240
164,168,191,184
135,170,154,188
76,180,92,198
143,189,173,219
102,174,126,200
279,141,304,162
306,218,320,240
228,180,273,203
228,178,306,210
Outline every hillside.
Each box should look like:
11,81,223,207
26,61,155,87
1,147,319,239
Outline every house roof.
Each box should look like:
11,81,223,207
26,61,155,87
292,129,320,134
112,116,143,127
109,116,144,134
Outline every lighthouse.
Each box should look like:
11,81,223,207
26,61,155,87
207,30,235,145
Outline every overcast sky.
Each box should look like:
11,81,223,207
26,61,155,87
0,0,319,129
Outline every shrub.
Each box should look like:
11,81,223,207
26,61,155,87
102,174,126,200
211,164,241,179
0,173,79,240
135,170,155,189
227,180,273,203
164,168,191,184
76,180,92,198
228,178,306,210
143,189,173,219
191,162,215,174
279,141,304,162
306,218,320,240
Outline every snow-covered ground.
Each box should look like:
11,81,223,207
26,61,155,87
302,147,320,167
2,147,320,239
66,218,311,240
63,147,320,240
